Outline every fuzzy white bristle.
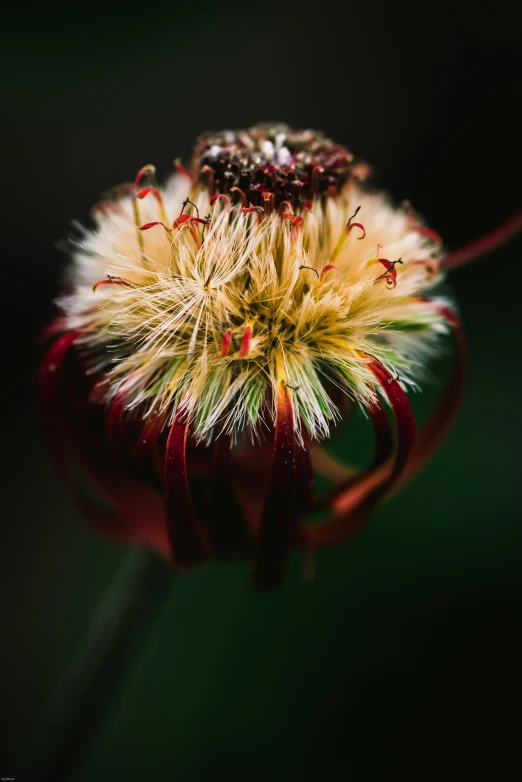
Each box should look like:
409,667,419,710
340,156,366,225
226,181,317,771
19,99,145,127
59,171,450,443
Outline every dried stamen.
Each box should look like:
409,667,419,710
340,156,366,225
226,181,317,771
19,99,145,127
180,198,200,218
330,205,365,262
374,258,403,288
92,275,134,293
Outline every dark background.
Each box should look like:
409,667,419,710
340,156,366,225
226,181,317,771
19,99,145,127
1,2,522,780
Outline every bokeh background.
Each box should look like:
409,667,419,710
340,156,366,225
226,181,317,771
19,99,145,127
2,1,522,779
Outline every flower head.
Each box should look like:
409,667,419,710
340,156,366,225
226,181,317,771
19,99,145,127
40,123,522,588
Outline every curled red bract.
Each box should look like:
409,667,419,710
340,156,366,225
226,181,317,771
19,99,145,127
38,301,468,588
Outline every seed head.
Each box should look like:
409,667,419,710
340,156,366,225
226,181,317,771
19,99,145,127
41,123,522,588
60,123,447,443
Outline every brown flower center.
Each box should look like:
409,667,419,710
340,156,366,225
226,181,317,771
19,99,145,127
192,123,368,211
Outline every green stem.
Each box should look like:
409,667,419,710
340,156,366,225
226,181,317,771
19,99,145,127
19,548,175,782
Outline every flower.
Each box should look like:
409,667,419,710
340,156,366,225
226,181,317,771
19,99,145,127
40,123,522,588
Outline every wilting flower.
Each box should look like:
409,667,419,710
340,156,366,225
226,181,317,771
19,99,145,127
40,123,522,588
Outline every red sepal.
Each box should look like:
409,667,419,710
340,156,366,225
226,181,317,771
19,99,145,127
39,332,170,557
306,356,415,548
209,436,252,559
164,411,207,567
134,413,165,477
311,397,393,516
37,317,67,355
394,301,466,491
107,395,126,456
252,383,296,589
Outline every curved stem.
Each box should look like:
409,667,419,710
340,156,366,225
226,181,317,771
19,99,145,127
18,548,174,782
443,207,522,270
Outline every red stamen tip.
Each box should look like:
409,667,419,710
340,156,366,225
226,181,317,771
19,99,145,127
374,258,402,288
278,200,294,216
346,221,366,240
220,328,233,357
173,214,202,247
174,158,194,182
239,326,252,357
290,216,304,242
241,206,264,224
134,164,156,188
139,221,171,232
281,212,304,242
92,276,132,292
320,264,339,282
174,214,191,226
209,193,231,211
230,186,248,207
135,187,163,204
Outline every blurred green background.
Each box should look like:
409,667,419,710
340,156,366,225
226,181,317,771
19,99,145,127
1,2,521,779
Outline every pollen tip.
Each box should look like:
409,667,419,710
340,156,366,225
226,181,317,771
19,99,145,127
278,200,294,216
134,164,156,188
239,326,252,357
220,328,233,357
346,221,366,240
174,158,194,182
135,187,163,204
209,193,231,211
139,220,171,232
230,186,247,207
320,264,340,282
